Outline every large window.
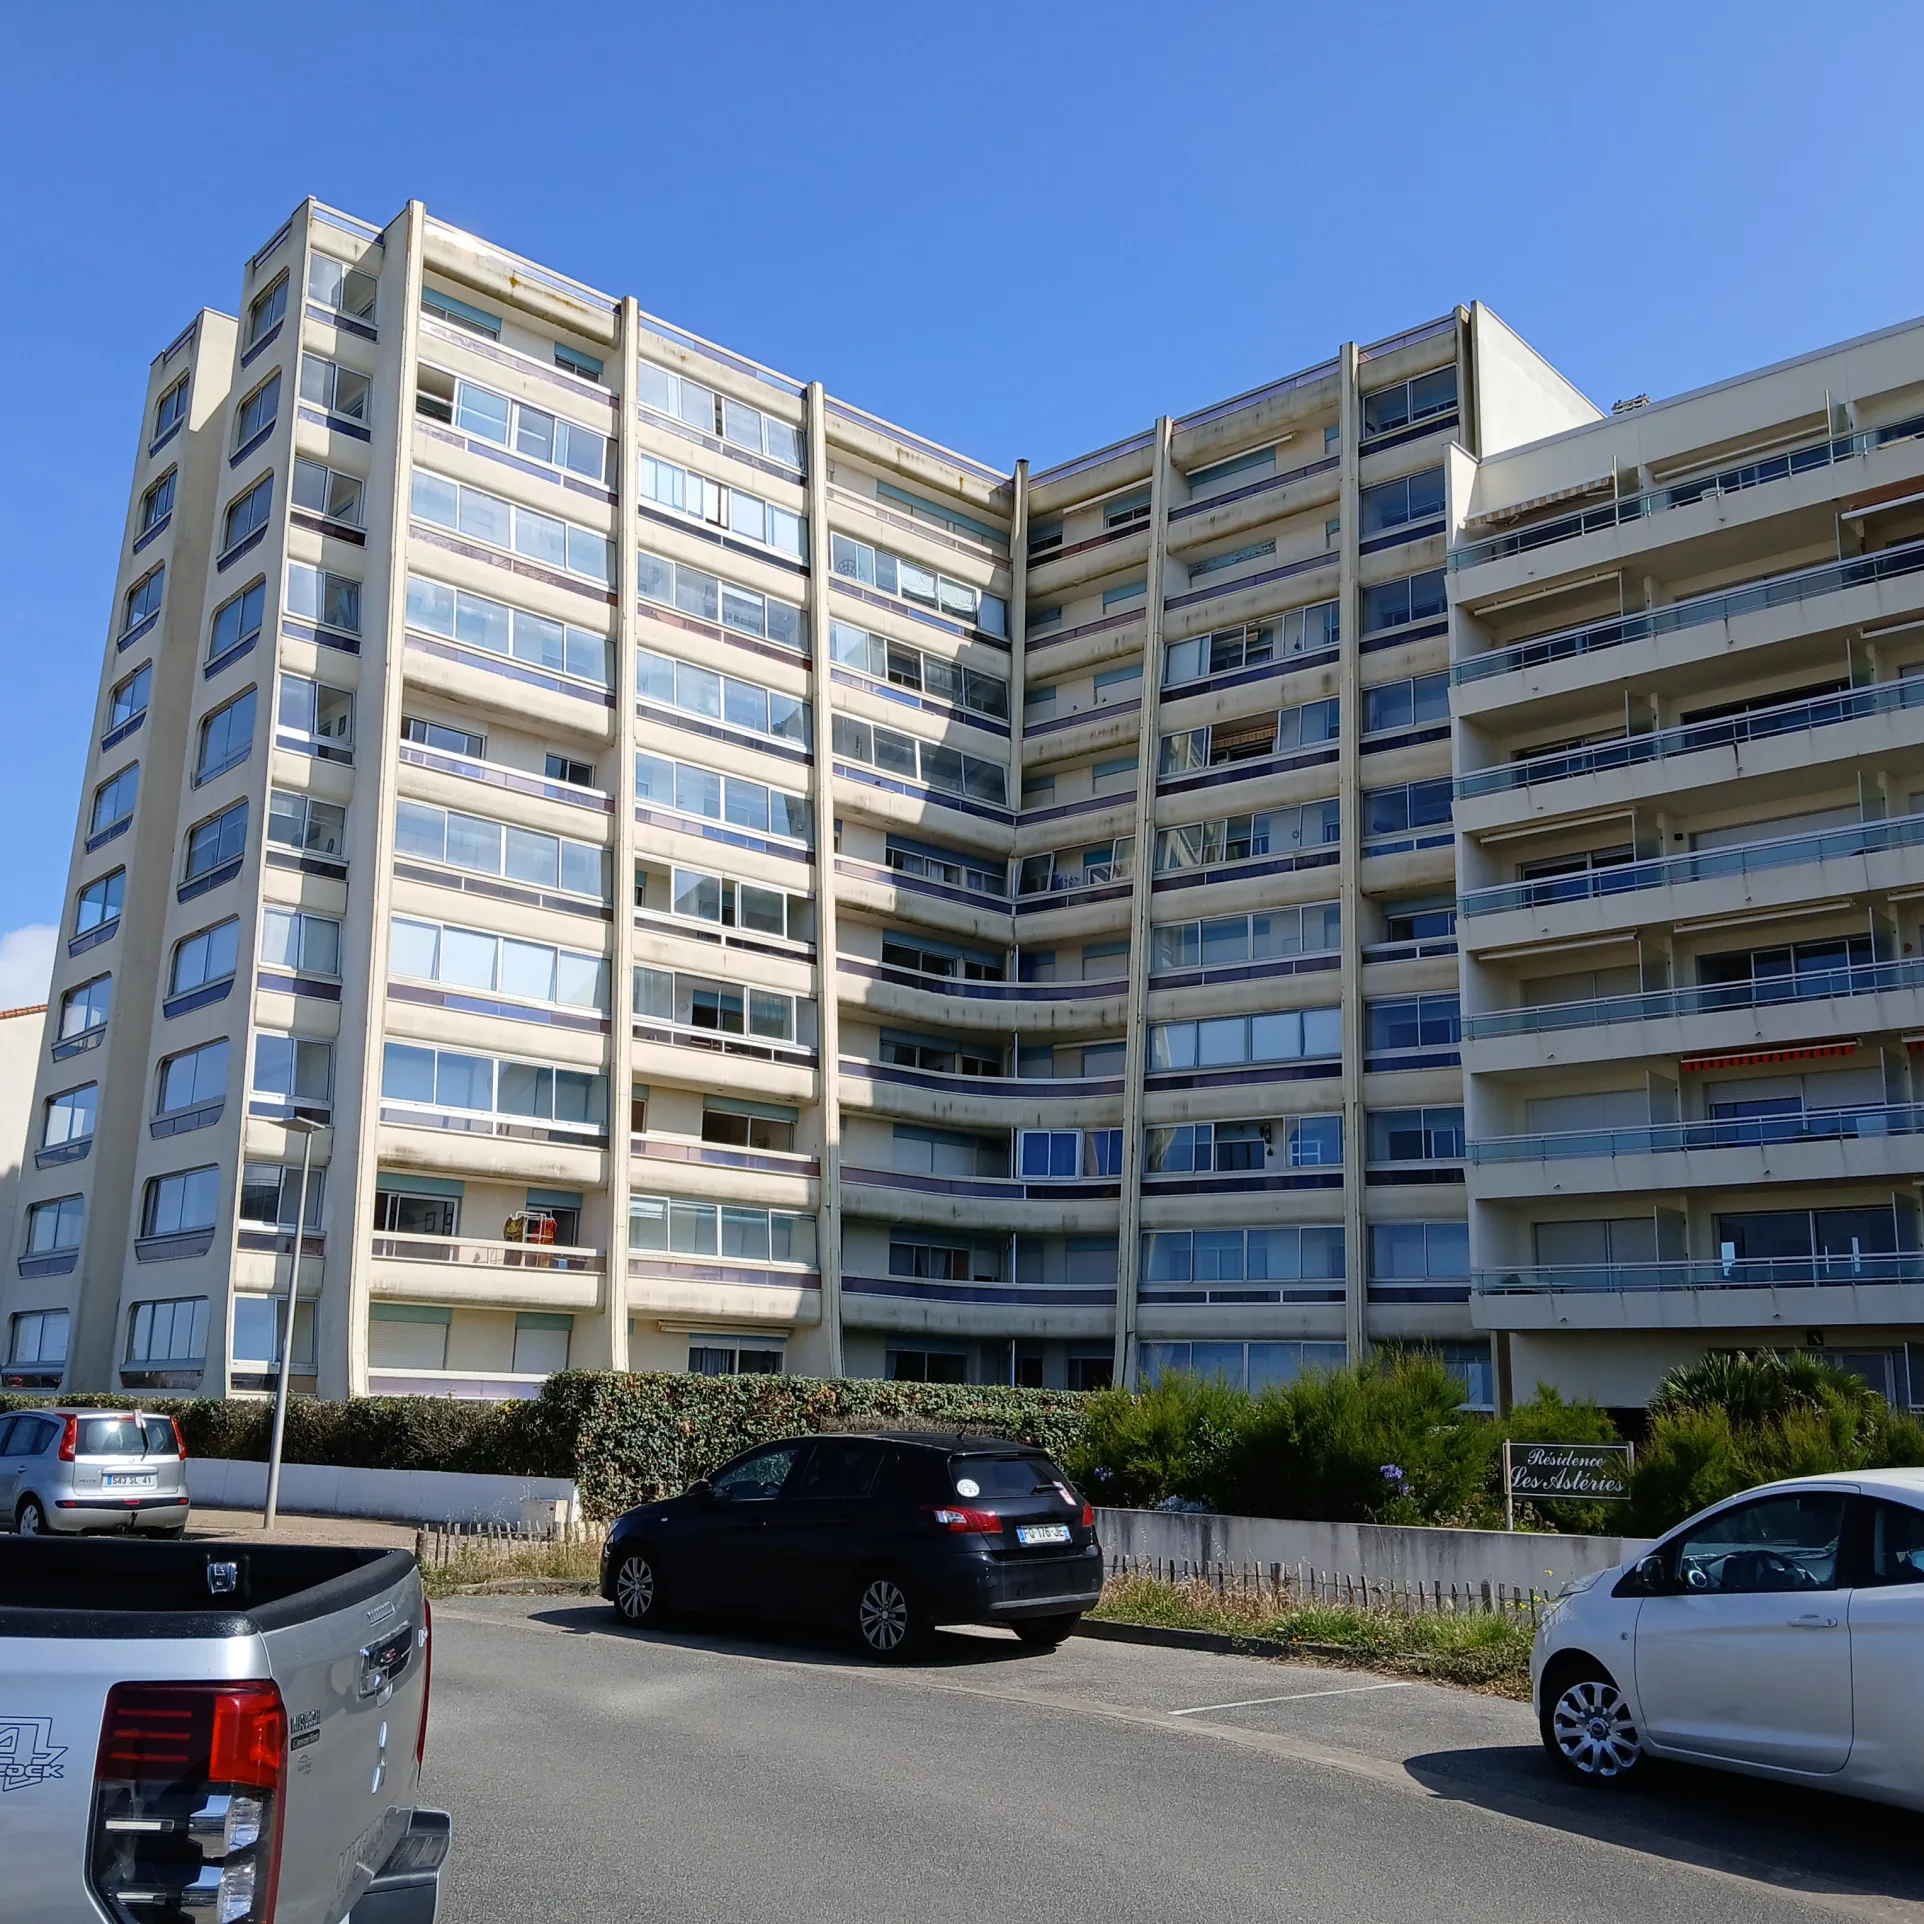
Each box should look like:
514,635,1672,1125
1159,699,1338,777
8,1308,69,1370
634,751,810,841
391,917,607,1010
74,868,126,936
635,358,803,468
636,550,803,651
664,865,810,943
1367,1107,1465,1162
1363,672,1450,735
630,1193,816,1265
410,468,612,587
885,834,1005,897
245,274,287,347
25,1196,84,1256
209,579,266,663
1154,803,1339,873
90,764,139,838
58,975,111,1040
1142,1340,1348,1392
233,371,280,449
196,689,257,783
395,800,607,900
153,376,189,440
240,1161,326,1229
1142,1225,1345,1286
141,1167,220,1237
285,563,361,637
1150,902,1340,974
1144,1114,1342,1173
138,468,176,535
108,663,152,733
1366,994,1461,1061
1360,467,1445,538
156,1039,230,1120
1149,1004,1342,1072
123,567,164,633
266,790,344,858
1018,1128,1124,1180
1362,366,1457,438
308,252,376,319
639,452,801,555
222,475,273,552
1362,569,1447,635
830,713,1006,805
299,353,370,421
277,676,353,755
1369,1222,1470,1290
381,1042,609,1132
183,801,248,881
126,1296,210,1366
830,532,1006,637
292,458,363,527
170,918,240,996
636,646,807,744
1163,602,1340,687
251,1034,332,1111
1362,779,1452,856
260,908,340,977
408,575,609,687
829,621,1008,721
42,1083,97,1149
421,370,609,482
633,966,806,1045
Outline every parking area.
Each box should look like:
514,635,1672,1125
425,1595,1924,1924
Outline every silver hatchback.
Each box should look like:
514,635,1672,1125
0,1407,191,1535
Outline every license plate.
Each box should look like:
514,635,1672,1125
106,1473,156,1490
1017,1523,1070,1546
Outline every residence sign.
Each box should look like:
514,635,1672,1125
1503,1442,1633,1502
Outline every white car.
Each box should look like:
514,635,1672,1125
1533,1468,1924,1810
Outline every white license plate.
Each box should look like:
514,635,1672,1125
106,1473,157,1490
1016,1523,1070,1546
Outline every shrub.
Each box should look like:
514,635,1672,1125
1064,1372,1252,1509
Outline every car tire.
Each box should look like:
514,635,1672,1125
1540,1659,1643,1785
1013,1614,1080,1648
611,1545,664,1626
15,1497,48,1537
855,1571,925,1661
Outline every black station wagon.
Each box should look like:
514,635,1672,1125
600,1431,1104,1657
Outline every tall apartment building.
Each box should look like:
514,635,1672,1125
4,194,1603,1405
1453,317,1924,1413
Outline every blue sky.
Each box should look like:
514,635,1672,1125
2,0,1919,1001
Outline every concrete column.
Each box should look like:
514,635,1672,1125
804,382,845,1375
1112,416,1175,1388
1336,342,1367,1365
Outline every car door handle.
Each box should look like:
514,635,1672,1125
1787,1613,1839,1628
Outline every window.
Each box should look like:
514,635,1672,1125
154,376,189,440
1363,366,1457,438
888,1350,968,1384
409,575,611,687
25,1196,84,1255
1158,698,1339,778
1362,569,1448,635
421,285,499,336
90,764,139,838
251,1034,332,1110
1667,1491,1846,1594
42,1083,97,1149
410,468,612,587
1149,1004,1342,1072
1152,802,1340,873
209,579,266,662
156,1038,230,1118
180,802,247,884
1384,899,1456,946
141,1167,221,1237
167,919,238,998
702,1105,797,1151
392,916,608,1010
1015,839,1134,896
267,790,345,858
108,663,151,733
885,834,1005,897
246,275,287,348
277,676,354,751
829,533,1006,636
299,354,370,421
890,1124,1008,1178
880,933,1004,983
664,865,810,943
1369,1222,1470,1286
1142,1225,1345,1287
635,645,808,744
830,713,1006,805
222,475,273,552
1106,489,1151,530
74,868,126,936
635,359,803,468
395,800,607,899
1867,1502,1924,1587
634,751,811,841
126,1295,211,1364
402,716,485,758
513,1315,572,1376
1017,1129,1123,1180
292,458,363,527
261,907,340,977
58,975,112,1040
234,371,281,449
8,1308,68,1369
1368,1107,1466,1161
828,622,1008,721
138,468,176,535
381,1041,609,1132
1150,901,1340,974
123,567,164,633
308,252,376,319
285,563,361,636
232,1295,316,1371
628,1193,815,1265
1188,539,1276,583
1363,673,1451,735
687,1344,783,1377
1142,1340,1347,1391
239,1162,325,1229
1186,445,1278,498
880,1030,1002,1076
889,1231,1004,1282
1102,580,1146,609
1161,601,1343,686
1144,1115,1342,1174
195,689,257,783
1366,993,1461,1058
639,453,802,553
635,550,804,650
555,343,603,382
374,1188,458,1236
1360,467,1445,537
546,753,594,788
1362,779,1453,854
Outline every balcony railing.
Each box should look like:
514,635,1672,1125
1454,533,1924,686
1457,677,1924,800
1461,807,1924,918
1468,1102,1924,1164
1467,955,1924,1039
1475,1253,1924,1295
370,1233,605,1273
1451,410,1924,574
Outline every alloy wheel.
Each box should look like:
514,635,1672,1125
858,1577,909,1653
1551,1678,1641,1778
615,1553,656,1622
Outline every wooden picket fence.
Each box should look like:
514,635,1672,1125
414,1517,607,1572
1105,1550,1548,1624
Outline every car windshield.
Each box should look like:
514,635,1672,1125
78,1417,165,1456
949,1455,1069,1500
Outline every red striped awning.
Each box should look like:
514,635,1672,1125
1680,1042,1858,1073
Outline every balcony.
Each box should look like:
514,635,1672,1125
1469,1102,1924,1165
1451,410,1924,574
1476,1252,1924,1296
369,1233,604,1310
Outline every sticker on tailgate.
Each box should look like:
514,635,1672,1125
0,1717,65,1793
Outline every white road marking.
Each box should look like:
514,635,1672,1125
1170,1680,1414,1716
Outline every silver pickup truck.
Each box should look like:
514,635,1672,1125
0,1535,449,1923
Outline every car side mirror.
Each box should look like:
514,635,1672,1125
1635,1553,1668,1593
689,1478,715,1505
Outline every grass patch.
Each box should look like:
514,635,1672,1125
420,1537,603,1599
1089,1573,1534,1697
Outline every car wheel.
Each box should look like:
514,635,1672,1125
612,1546,663,1626
1013,1614,1080,1648
1541,1662,1643,1784
15,1497,48,1537
855,1571,924,1660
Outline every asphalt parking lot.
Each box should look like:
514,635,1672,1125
426,1595,1924,1924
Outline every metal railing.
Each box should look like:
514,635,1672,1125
370,1233,604,1272
1475,1254,1924,1295
1468,1101,1924,1164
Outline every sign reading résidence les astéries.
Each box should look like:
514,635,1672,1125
1502,1441,1634,1504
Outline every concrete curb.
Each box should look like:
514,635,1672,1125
1076,1617,1359,1664
448,1578,598,1596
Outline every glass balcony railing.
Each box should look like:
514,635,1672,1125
1468,1102,1924,1164
1451,411,1924,574
1456,678,1924,801
1461,807,1924,918
1475,1253,1924,1295
1466,955,1924,1039
1453,534,1924,686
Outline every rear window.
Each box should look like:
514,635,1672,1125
949,1455,1070,1500
77,1417,176,1456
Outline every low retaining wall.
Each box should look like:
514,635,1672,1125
188,1457,578,1527
1095,1507,1649,1595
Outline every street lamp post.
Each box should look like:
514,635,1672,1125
264,1116,323,1531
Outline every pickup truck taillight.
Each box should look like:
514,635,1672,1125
90,1681,286,1924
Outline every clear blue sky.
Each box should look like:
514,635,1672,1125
2,1,1919,998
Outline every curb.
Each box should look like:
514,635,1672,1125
1076,1617,1359,1664
447,1578,598,1597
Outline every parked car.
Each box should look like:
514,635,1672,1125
1,1532,448,1922
0,1407,190,1536
1533,1468,1924,1809
600,1431,1104,1657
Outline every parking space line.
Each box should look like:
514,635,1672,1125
1170,1681,1414,1716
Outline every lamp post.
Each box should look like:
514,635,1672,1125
264,1116,324,1531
